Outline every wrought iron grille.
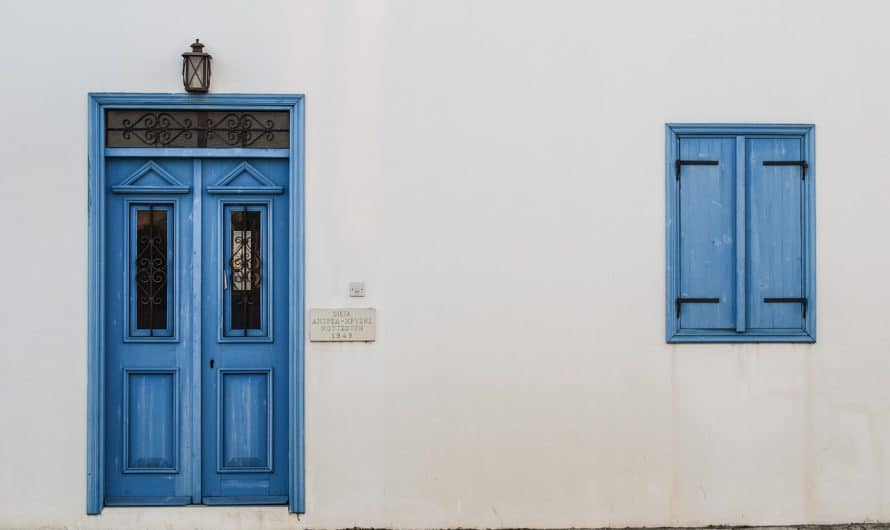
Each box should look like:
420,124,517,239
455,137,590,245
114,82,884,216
106,110,289,148
135,207,168,332
230,207,262,332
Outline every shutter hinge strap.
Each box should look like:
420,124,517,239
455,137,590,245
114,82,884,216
676,297,720,318
675,159,719,180
763,160,808,180
763,297,808,318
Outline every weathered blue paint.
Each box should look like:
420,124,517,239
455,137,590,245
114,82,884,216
106,147,290,159
677,137,737,330
289,96,306,514
206,162,285,195
104,496,191,506
201,162,289,501
105,172,190,494
747,137,805,330
665,124,815,343
203,495,289,505
111,161,192,194
87,97,106,515
87,93,305,514
215,370,274,473
122,369,180,473
104,161,194,501
190,158,203,504
735,136,746,333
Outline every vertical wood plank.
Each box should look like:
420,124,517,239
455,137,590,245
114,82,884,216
804,128,816,339
191,158,203,503
86,95,106,515
289,99,306,513
665,127,679,340
735,136,746,332
678,137,736,330
746,137,804,329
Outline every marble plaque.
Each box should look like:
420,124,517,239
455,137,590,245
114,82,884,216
309,308,376,342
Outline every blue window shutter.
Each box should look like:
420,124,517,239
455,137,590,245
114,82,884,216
678,137,737,330
667,124,814,343
746,138,805,330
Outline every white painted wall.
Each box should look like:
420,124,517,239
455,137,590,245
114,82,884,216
1,0,890,527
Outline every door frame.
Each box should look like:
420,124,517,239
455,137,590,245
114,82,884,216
87,93,305,514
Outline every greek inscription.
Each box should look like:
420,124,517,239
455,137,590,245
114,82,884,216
309,308,376,342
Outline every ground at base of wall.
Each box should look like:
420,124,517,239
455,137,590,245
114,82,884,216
329,526,890,530
600,526,890,530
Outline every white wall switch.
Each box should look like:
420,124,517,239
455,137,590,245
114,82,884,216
349,282,366,297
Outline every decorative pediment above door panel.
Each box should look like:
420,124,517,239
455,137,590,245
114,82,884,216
207,162,284,195
111,161,191,194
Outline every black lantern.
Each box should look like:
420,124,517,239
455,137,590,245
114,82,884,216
182,39,211,93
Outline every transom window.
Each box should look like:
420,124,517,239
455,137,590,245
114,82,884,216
106,110,290,148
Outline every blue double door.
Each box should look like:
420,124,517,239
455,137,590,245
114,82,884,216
104,156,289,505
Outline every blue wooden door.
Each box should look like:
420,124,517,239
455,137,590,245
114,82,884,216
104,156,289,506
104,158,195,505
200,158,289,504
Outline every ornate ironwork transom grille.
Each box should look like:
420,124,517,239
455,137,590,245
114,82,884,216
230,208,262,332
136,207,168,331
106,110,289,148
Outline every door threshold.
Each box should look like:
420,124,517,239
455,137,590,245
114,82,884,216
105,496,191,507
203,496,288,506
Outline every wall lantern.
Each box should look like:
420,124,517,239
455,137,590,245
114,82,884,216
182,39,212,93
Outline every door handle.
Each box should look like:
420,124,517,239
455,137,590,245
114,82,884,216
222,267,228,290
210,359,215,369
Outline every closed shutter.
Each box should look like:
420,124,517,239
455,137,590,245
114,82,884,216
677,137,737,330
746,138,806,330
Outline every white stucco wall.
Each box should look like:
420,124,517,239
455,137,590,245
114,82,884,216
2,0,890,528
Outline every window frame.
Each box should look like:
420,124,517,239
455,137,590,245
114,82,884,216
125,200,177,341
219,200,273,341
665,123,816,343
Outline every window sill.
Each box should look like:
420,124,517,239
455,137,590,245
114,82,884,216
668,331,816,344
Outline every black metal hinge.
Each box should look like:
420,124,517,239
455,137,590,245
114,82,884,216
764,297,808,318
676,297,719,318
675,159,719,180
763,160,808,180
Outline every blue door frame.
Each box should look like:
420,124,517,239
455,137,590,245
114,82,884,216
87,93,305,514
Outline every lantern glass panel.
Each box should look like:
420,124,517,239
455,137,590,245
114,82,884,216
186,57,205,90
